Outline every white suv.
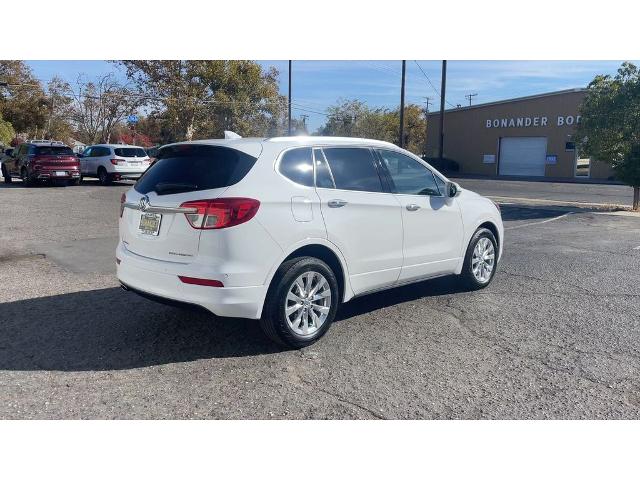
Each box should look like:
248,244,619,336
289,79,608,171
80,144,151,185
117,137,503,347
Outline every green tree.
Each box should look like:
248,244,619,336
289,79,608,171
117,61,287,142
0,60,49,137
0,112,15,145
576,62,640,210
317,99,427,155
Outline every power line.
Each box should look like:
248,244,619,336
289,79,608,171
413,60,457,109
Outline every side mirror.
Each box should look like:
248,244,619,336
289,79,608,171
445,181,461,198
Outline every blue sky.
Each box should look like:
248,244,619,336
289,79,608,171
26,60,627,131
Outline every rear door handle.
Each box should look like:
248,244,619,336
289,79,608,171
328,199,348,208
406,204,421,211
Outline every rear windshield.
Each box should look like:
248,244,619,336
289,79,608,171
35,146,73,156
114,147,147,158
135,144,257,196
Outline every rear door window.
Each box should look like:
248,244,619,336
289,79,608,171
135,144,257,195
321,147,384,193
114,147,147,158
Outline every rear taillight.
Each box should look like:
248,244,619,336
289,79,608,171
120,193,126,218
111,159,118,165
180,198,260,230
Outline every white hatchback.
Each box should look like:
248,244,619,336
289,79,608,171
117,136,503,347
80,144,151,185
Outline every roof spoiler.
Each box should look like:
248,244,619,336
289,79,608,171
224,131,242,140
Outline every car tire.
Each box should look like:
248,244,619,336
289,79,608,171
68,178,80,186
21,168,34,187
98,167,111,186
2,165,11,183
459,227,498,290
259,256,339,348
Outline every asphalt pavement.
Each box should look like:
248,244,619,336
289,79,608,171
1,178,639,419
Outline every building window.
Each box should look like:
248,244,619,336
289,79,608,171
565,141,576,151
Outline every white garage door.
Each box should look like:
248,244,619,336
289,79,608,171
499,137,547,176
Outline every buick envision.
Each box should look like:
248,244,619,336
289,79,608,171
117,137,503,347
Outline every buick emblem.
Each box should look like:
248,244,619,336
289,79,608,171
139,195,150,212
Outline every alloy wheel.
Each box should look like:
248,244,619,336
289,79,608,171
471,237,495,283
284,271,332,336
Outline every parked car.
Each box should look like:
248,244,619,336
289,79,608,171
79,144,151,185
2,141,80,186
117,136,503,347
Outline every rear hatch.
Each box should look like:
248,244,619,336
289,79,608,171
34,146,79,168
121,143,259,263
113,146,150,168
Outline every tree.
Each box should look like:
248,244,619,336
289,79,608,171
576,62,640,210
64,73,142,145
0,112,15,145
317,99,427,155
43,77,74,143
117,61,288,142
0,60,49,137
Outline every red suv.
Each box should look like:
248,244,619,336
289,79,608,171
2,141,81,186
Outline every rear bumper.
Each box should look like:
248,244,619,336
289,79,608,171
116,242,267,319
34,166,80,180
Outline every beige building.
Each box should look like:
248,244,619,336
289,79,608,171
425,89,614,180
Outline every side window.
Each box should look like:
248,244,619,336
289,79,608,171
313,148,335,189
322,147,383,193
377,149,441,196
83,147,92,157
278,147,314,187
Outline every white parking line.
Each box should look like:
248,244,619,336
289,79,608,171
505,212,573,231
634,246,640,250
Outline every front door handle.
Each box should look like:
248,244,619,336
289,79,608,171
406,204,421,211
328,199,348,208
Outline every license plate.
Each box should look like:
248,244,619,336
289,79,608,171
55,171,67,176
138,213,162,236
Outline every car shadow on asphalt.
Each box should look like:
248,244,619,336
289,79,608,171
0,276,471,371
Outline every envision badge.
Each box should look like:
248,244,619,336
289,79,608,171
139,195,150,212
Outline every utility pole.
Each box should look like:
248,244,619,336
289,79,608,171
288,60,292,136
399,60,406,148
465,93,477,106
423,97,432,157
300,114,308,133
438,60,447,161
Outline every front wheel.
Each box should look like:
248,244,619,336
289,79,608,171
459,227,498,290
259,256,339,348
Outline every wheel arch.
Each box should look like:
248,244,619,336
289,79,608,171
478,220,500,250
263,239,354,311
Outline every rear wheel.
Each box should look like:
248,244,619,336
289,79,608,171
1,164,11,183
259,256,339,348
98,167,111,186
459,227,498,290
21,168,34,187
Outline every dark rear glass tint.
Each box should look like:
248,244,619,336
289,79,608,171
322,147,383,193
135,144,257,195
114,147,147,157
34,146,74,156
